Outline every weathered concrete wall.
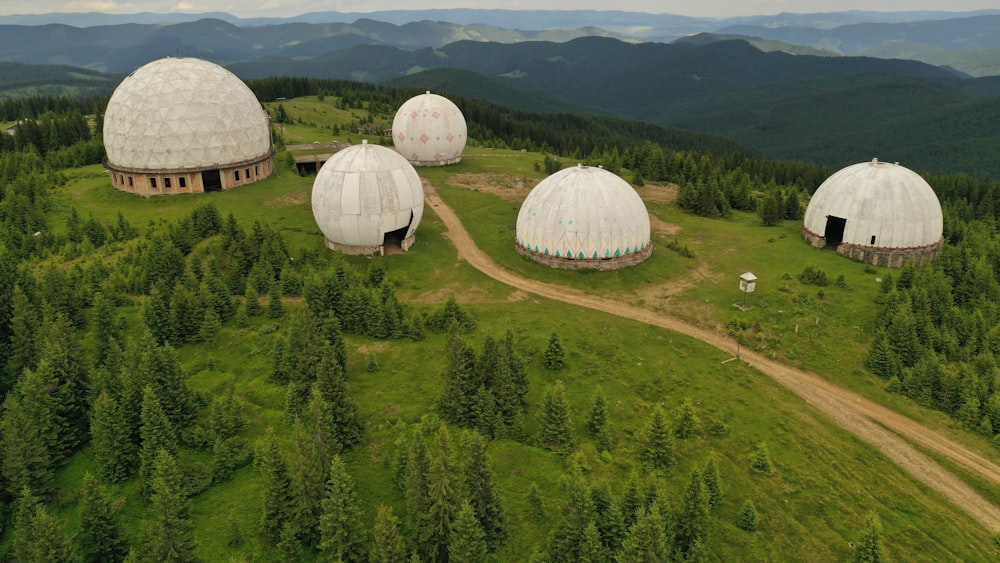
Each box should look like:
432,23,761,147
107,152,274,197
802,227,941,268
515,243,653,271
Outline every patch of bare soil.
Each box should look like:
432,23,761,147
265,191,308,207
424,182,1000,532
649,215,682,238
444,173,539,203
639,183,679,205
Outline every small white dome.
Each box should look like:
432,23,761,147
392,91,466,166
804,158,943,249
516,165,651,267
312,141,424,254
103,57,271,171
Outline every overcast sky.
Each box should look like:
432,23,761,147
0,0,998,18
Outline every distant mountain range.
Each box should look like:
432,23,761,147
1,10,1000,76
2,10,999,178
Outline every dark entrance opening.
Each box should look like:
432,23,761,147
824,215,847,248
383,212,415,254
202,170,222,192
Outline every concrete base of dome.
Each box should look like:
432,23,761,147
107,153,274,197
324,234,416,256
803,228,941,268
516,243,652,271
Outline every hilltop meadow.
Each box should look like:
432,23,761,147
0,91,998,562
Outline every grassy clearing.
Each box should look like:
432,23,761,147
45,96,1000,560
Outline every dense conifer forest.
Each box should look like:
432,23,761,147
0,79,998,560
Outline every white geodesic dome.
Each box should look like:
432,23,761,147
392,91,466,166
103,57,271,171
804,158,943,249
516,165,652,268
312,141,424,254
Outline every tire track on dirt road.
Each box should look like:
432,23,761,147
425,188,1000,531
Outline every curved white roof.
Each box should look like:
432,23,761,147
392,91,466,166
516,165,651,260
103,57,271,171
804,159,943,248
312,141,424,249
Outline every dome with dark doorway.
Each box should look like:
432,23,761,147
103,56,273,197
802,158,943,267
311,140,424,255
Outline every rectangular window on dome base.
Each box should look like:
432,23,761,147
179,177,187,188
234,170,241,182
150,177,157,188
870,236,876,245
164,177,172,189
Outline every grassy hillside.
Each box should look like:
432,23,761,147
31,95,999,560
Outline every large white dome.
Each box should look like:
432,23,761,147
312,141,424,255
803,159,943,267
103,57,271,171
392,91,466,166
516,165,652,269
804,159,942,248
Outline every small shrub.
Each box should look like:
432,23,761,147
798,264,829,286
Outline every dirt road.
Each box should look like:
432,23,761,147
425,189,1000,531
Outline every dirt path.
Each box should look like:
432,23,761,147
425,189,1000,532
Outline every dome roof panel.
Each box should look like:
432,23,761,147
103,57,271,171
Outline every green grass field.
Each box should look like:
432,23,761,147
40,96,1000,561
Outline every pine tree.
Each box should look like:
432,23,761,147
616,502,669,563
1,369,56,498
702,453,724,509
196,306,221,344
257,431,293,543
267,283,284,319
319,455,367,562
737,499,758,532
528,482,546,521
638,404,675,470
418,425,462,562
138,386,177,498
538,380,574,454
464,434,508,551
586,391,608,438
578,520,607,563
674,398,702,439
5,284,39,391
143,285,173,345
750,442,774,475
543,332,565,370
438,333,481,427
314,353,364,452
853,512,886,563
14,485,72,562
245,285,263,317
503,330,529,413
673,470,710,557
92,292,118,364
277,521,302,563
369,504,407,563
37,316,90,462
79,472,127,563
143,450,195,563
591,486,625,556
289,421,326,548
90,390,134,483
549,466,594,563
449,501,488,563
